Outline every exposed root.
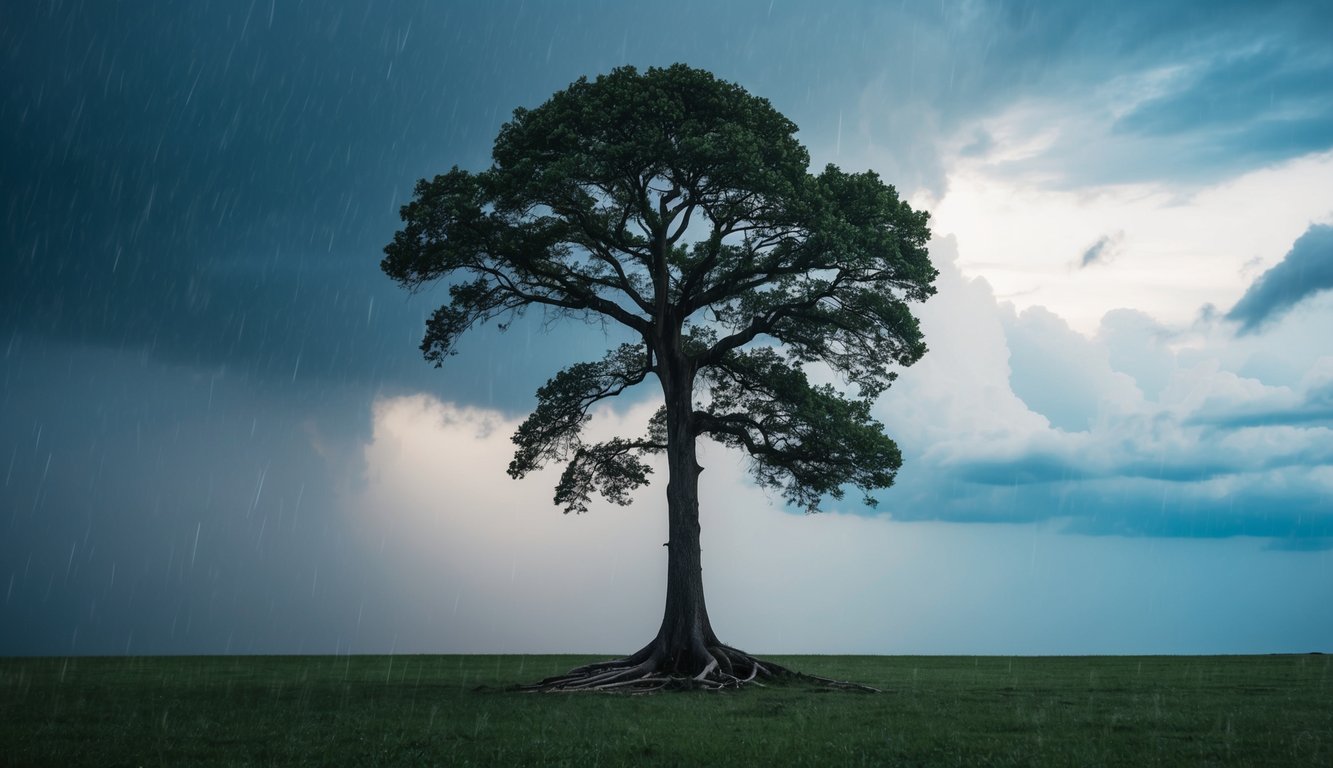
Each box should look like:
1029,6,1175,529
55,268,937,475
514,643,879,693
784,671,881,693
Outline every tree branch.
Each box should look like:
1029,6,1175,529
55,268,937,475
508,344,655,479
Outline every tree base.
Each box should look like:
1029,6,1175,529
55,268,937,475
516,642,879,693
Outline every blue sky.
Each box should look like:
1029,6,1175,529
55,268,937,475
2,0,1331,655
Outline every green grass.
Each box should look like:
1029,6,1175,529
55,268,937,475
1,654,1329,766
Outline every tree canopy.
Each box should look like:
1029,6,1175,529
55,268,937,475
383,63,935,518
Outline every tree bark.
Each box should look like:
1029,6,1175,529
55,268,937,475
652,364,719,672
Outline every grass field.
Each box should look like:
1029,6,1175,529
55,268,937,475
1,654,1329,766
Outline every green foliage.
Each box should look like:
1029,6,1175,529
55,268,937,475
382,64,937,513
505,343,664,514
699,348,901,511
5,655,1330,766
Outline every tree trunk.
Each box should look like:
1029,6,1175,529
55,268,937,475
522,339,879,691
652,371,719,673
519,357,876,690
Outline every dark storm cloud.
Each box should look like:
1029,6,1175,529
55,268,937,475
1227,224,1333,334
889,462,1333,545
0,340,358,654
0,0,656,413
2,2,435,380
1114,45,1333,165
1187,381,1333,429
951,1,1333,186
954,438,1333,488
4,0,1330,389
954,453,1083,485
0,1,676,656
1054,484,1333,544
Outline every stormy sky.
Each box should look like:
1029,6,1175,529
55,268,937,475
3,0,1331,656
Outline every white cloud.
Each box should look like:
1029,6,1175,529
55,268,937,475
1002,305,1142,432
1099,309,1177,400
926,151,1333,333
871,233,1333,540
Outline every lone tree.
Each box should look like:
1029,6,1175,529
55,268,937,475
382,64,935,691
